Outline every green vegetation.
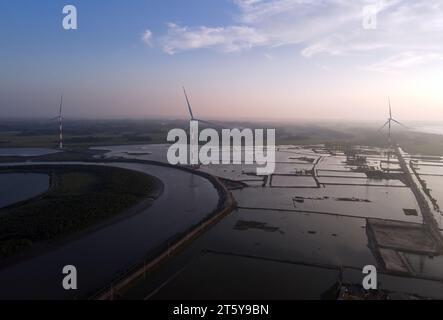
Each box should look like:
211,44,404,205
0,165,160,259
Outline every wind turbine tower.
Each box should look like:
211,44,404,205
52,95,64,150
182,87,222,128
379,97,407,146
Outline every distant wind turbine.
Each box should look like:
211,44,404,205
51,95,64,149
182,87,223,128
379,97,408,145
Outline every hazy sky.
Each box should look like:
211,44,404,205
1,0,442,121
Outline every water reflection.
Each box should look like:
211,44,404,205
0,173,49,210
0,148,60,157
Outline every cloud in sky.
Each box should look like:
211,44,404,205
361,51,443,73
148,0,443,71
142,29,153,46
162,23,267,54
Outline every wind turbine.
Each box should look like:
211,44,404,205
182,87,223,128
51,95,64,149
379,97,408,173
379,97,408,145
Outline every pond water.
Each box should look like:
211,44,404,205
207,208,376,268
317,170,367,178
0,148,60,157
271,175,318,187
233,186,423,223
3,144,440,299
416,165,443,175
318,177,406,187
418,175,443,227
93,144,170,163
92,144,443,300
0,173,50,210
150,252,340,300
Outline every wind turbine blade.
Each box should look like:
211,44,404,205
378,120,389,131
181,88,242,130
391,118,409,129
195,118,225,129
388,97,392,119
183,87,195,120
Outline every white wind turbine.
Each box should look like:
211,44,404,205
379,97,408,146
379,97,408,172
51,95,64,149
182,87,223,128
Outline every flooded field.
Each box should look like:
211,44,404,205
96,144,443,300
318,177,406,187
205,208,375,268
271,175,318,187
149,253,341,300
233,186,422,223
3,144,441,299
415,168,443,228
0,173,50,210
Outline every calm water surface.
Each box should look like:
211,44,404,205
0,173,50,210
0,148,59,157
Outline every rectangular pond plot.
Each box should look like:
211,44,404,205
318,177,406,187
205,208,376,269
242,180,265,187
361,155,391,160
317,170,367,178
316,158,357,171
0,148,60,157
149,253,340,300
197,164,264,181
318,156,347,166
354,146,387,154
416,165,443,175
273,162,314,175
232,186,423,223
277,146,322,155
380,162,402,171
413,160,443,166
367,219,438,260
365,159,382,170
342,268,443,299
94,144,171,163
271,175,318,188
402,253,443,280
274,152,307,163
417,175,443,228
419,175,443,201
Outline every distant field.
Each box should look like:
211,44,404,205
1,119,443,156
0,132,166,147
0,165,162,259
278,125,443,156
0,119,173,148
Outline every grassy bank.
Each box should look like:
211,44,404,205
0,165,162,259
